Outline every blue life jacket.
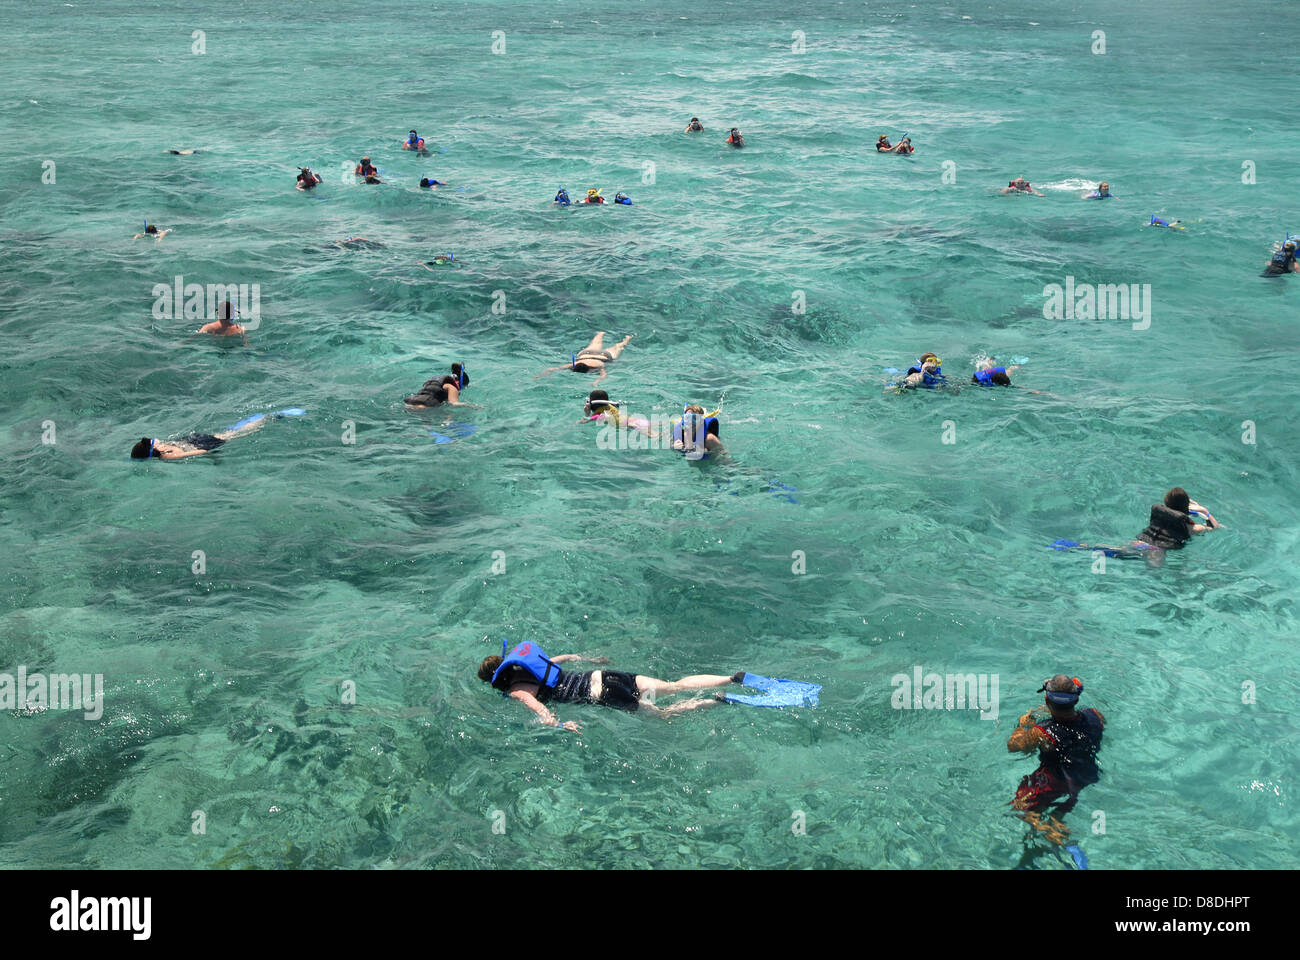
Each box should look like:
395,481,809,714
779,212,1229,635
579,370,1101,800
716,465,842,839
673,413,719,459
973,366,1006,385
491,639,561,690
554,189,571,205
907,359,946,387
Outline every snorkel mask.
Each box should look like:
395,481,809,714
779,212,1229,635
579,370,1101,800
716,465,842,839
1037,677,1084,706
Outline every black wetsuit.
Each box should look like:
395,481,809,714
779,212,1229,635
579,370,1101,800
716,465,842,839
1136,503,1192,549
1014,709,1105,814
182,433,225,451
1263,250,1296,277
537,670,641,711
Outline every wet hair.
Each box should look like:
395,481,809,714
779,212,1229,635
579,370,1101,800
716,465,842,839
130,437,154,459
478,655,503,683
145,224,158,235
587,389,615,413
919,352,939,364
571,361,592,373
1164,487,1191,513
991,371,1011,386
450,363,469,388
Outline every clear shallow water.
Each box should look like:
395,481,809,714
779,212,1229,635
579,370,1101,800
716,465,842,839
0,0,1296,869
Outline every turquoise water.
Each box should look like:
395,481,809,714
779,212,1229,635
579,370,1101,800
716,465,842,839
1,0,1296,869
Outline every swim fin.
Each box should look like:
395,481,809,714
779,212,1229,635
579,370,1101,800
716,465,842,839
1064,843,1089,870
721,673,821,708
226,408,307,432
430,423,478,444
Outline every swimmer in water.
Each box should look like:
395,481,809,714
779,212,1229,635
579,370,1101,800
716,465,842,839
1001,176,1044,196
296,167,322,190
876,135,893,152
685,117,704,133
480,641,750,730
580,390,657,437
165,149,199,155
1082,181,1115,199
1058,487,1220,563
672,404,723,458
891,352,947,391
538,331,634,381
581,188,606,204
403,129,427,152
1007,675,1105,849
888,137,915,155
417,254,456,270
196,299,248,341
130,413,280,461
419,177,448,188
1262,239,1299,276
726,127,746,148
971,359,1021,386
355,156,377,177
133,223,170,242
404,363,478,408
553,187,571,205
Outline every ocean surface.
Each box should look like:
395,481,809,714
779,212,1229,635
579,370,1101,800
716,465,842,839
1,0,1296,870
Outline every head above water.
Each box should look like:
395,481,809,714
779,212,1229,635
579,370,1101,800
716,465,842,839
451,362,468,389
1286,240,1298,252
1038,674,1084,713
918,352,941,368
1164,487,1191,513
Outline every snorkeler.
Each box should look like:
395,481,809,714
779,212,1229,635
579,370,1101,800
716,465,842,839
892,137,915,155
419,177,448,188
580,188,606,204
132,222,170,241
165,149,199,155
296,167,322,190
129,409,299,461
553,187,571,205
538,332,634,381
403,129,427,152
479,640,749,730
417,254,456,270
1052,487,1220,561
1083,181,1116,199
1007,675,1105,849
726,127,745,148
892,353,947,390
672,404,723,459
404,363,477,408
196,299,247,340
971,359,1021,386
614,192,632,205
355,156,377,177
581,389,656,437
876,135,893,152
1001,176,1044,196
685,117,704,133
1262,239,1298,277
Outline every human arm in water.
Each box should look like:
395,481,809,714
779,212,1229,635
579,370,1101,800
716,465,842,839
1187,500,1220,533
508,688,581,731
549,654,612,665
1006,708,1050,753
440,384,481,409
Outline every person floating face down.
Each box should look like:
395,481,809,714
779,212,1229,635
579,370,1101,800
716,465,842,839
685,117,704,133
404,363,475,408
1001,176,1043,196
726,127,745,148
971,359,1021,386
580,390,656,436
1263,239,1299,276
133,222,171,241
296,167,322,190
479,640,749,731
538,331,634,381
1007,675,1105,847
129,413,276,461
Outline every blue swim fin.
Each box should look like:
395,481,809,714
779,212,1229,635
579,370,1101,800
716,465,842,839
1064,844,1089,870
430,423,478,444
722,673,821,708
226,408,307,432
